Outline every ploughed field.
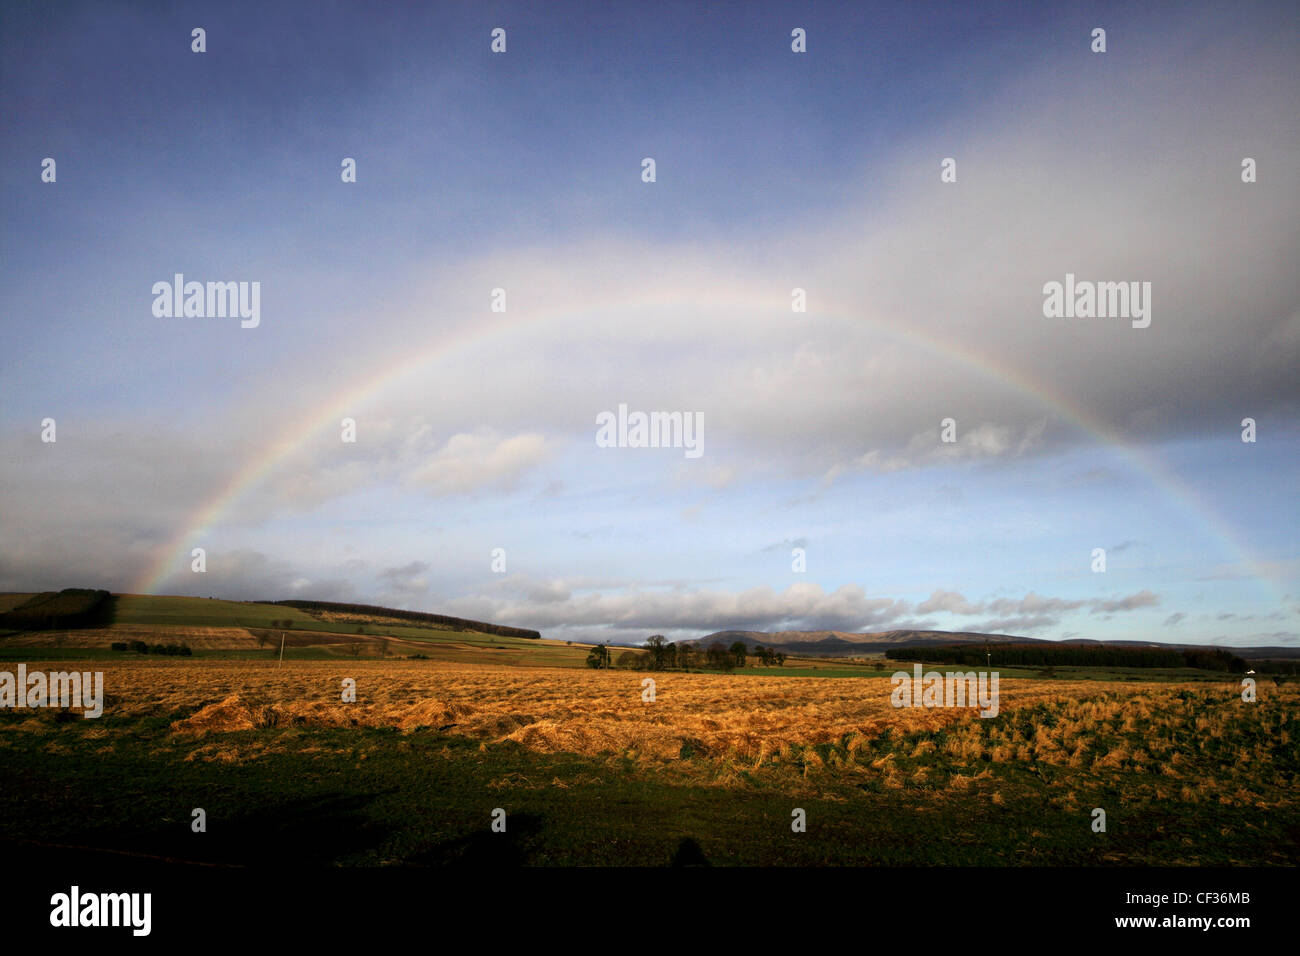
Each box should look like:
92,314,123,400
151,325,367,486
2,657,1296,866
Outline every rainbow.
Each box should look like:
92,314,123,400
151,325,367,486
136,290,1282,604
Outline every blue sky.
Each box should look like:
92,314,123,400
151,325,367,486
2,0,1297,646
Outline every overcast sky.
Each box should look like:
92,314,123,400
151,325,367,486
2,0,1297,646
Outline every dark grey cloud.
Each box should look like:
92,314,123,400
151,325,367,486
380,561,431,581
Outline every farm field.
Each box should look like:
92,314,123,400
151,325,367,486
109,595,546,647
2,654,1295,867
0,593,582,665
0,593,34,613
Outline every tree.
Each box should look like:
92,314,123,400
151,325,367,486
677,643,693,670
729,641,748,669
775,652,786,667
347,641,363,658
616,650,643,669
706,642,734,672
586,644,610,669
644,634,669,670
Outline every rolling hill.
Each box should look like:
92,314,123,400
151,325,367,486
0,591,571,666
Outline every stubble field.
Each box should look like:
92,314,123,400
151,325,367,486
3,656,1296,866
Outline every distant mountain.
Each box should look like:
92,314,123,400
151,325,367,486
687,629,1037,656
687,629,1300,660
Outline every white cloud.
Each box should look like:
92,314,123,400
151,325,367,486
407,431,551,496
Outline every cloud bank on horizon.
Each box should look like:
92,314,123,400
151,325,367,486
1,1,1297,646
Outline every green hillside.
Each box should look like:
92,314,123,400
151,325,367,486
113,594,317,629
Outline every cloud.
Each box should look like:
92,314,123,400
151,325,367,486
171,549,360,602
116,34,1294,513
524,579,572,604
760,537,808,553
910,588,1161,633
426,579,1167,643
377,560,431,603
916,589,985,615
1164,612,1186,626
407,431,551,496
1092,590,1160,613
971,615,1062,634
442,581,912,638
381,561,430,580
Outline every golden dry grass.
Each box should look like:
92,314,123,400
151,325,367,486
7,657,1289,778
156,663,1112,762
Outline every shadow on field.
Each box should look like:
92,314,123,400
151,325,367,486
671,837,711,867
202,791,397,864
409,813,544,866
20,791,397,867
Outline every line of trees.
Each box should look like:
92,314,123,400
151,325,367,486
750,644,788,667
1248,659,1300,675
885,642,1249,672
111,639,192,656
587,636,787,671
